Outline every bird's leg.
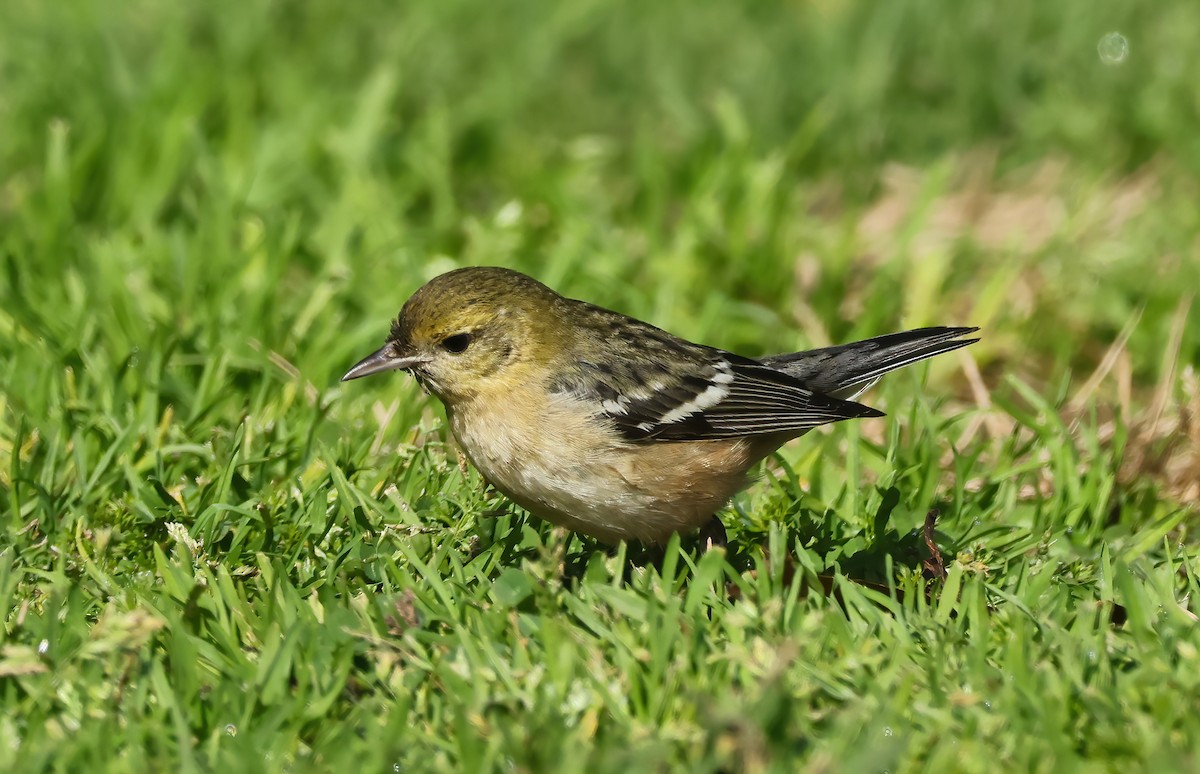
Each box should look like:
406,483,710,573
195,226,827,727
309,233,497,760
699,516,728,552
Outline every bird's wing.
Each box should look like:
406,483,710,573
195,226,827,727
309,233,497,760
608,352,883,441
548,310,881,442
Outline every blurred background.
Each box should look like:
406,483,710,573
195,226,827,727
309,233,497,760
1,0,1199,769
3,0,1197,386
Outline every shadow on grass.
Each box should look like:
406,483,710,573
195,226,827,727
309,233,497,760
467,485,960,595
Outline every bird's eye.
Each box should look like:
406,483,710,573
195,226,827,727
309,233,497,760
441,333,473,353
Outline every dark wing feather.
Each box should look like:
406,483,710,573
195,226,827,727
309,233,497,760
621,354,883,441
546,302,882,443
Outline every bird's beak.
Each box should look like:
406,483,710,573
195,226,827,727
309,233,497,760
341,343,428,382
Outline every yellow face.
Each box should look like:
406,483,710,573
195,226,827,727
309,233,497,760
343,267,560,402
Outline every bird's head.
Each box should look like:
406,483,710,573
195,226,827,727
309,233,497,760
341,266,560,403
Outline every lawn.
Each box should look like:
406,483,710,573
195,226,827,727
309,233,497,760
2,0,1199,770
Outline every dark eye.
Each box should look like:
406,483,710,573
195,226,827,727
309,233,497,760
441,333,473,353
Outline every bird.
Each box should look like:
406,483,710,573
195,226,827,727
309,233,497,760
342,266,978,546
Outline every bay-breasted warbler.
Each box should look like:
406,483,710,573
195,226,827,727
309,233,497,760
343,266,977,545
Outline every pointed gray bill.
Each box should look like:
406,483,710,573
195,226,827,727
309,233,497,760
341,344,426,381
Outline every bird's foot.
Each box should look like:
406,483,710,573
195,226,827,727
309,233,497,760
698,517,728,552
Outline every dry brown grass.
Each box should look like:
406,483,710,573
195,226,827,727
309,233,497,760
823,156,1195,510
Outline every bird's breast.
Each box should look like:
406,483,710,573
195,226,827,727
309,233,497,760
445,392,781,544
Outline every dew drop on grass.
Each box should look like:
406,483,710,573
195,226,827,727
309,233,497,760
1098,32,1128,65
225,724,237,737
883,726,893,737
393,765,402,773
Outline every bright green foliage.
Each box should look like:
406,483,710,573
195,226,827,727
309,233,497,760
1,0,1198,771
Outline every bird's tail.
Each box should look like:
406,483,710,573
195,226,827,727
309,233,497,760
762,326,979,400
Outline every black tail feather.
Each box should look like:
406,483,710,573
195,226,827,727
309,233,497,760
761,326,979,398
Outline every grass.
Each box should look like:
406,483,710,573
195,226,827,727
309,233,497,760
2,0,1199,770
